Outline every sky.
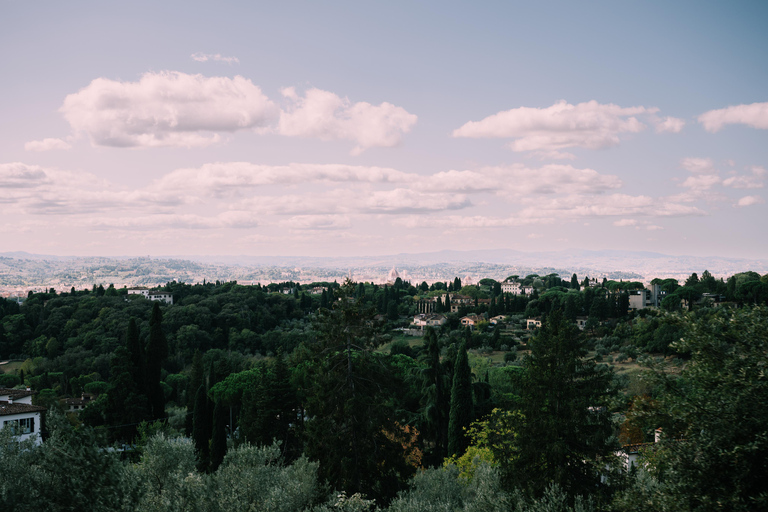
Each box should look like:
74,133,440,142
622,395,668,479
1,1,767,259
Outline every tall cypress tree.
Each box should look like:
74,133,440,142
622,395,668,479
210,400,227,472
185,350,203,435
192,384,211,472
146,302,168,420
447,339,473,457
126,318,145,395
420,327,449,462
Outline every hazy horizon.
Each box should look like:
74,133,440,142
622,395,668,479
2,2,766,259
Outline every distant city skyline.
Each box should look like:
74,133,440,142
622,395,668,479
1,1,766,259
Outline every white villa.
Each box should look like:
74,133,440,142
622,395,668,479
127,287,174,305
1,388,46,445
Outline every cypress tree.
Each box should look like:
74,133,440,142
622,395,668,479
185,350,203,435
192,384,211,472
447,339,473,456
126,318,146,395
210,400,227,471
146,302,167,420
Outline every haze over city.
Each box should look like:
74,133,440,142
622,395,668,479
2,1,767,262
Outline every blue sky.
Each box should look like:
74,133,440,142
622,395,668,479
1,1,766,258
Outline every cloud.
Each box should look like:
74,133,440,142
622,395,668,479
518,193,705,219
0,162,184,215
723,166,765,189
735,195,764,207
88,211,259,230
452,100,653,153
393,215,551,229
24,138,72,152
698,102,768,132
280,215,352,230
0,162,48,188
613,218,664,231
425,164,622,196
681,174,721,190
680,157,716,174
277,87,417,154
155,162,416,196
54,74,415,152
60,71,279,148
364,189,470,213
654,116,685,133
191,52,239,64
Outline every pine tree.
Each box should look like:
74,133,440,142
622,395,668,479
447,339,473,457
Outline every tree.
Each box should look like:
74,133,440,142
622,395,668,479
146,302,168,420
635,306,768,511
126,317,146,396
419,327,449,463
210,400,227,471
448,339,474,457
570,274,580,290
299,279,414,502
192,384,212,472
507,310,616,499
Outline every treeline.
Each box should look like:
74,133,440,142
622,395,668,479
2,271,768,509
2,302,767,511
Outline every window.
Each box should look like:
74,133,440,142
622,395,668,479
2,417,34,435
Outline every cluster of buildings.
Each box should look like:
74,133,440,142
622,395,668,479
127,287,174,305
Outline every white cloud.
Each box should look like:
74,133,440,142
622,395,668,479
155,162,416,196
277,87,417,154
681,174,721,190
281,215,352,230
614,218,664,231
654,116,685,133
699,102,768,132
425,164,622,196
24,138,72,152
60,71,279,148
364,189,470,212
191,52,240,64
452,100,653,153
518,193,705,219
88,211,259,230
393,215,551,229
680,157,715,174
0,162,183,215
736,195,764,207
723,166,765,189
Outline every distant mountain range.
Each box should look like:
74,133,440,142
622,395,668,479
1,249,765,294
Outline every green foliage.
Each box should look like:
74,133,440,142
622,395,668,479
298,279,414,503
448,339,474,457
636,306,768,511
506,310,616,498
210,401,227,471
